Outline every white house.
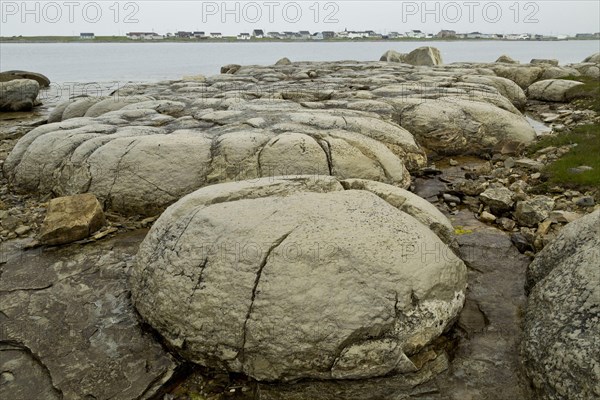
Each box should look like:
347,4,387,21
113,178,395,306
210,32,222,39
252,29,264,39
126,32,161,40
406,30,426,39
193,31,205,38
237,33,251,40
312,32,324,40
297,31,311,40
348,31,368,39
80,32,95,40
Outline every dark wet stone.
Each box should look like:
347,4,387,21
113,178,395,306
511,233,534,253
413,178,447,201
0,231,177,400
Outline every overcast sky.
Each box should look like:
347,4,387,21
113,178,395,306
1,1,599,36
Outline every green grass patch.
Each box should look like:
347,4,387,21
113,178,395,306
562,75,600,112
530,124,600,189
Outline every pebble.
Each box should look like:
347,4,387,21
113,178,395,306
504,157,515,169
568,166,593,175
575,196,595,207
549,211,581,224
449,159,459,166
14,225,31,236
443,193,461,204
498,217,516,231
479,211,497,223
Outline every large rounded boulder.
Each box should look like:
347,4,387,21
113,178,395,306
380,47,443,66
522,210,600,399
388,97,536,155
4,100,422,215
0,70,50,87
0,79,40,111
527,79,585,102
131,176,467,382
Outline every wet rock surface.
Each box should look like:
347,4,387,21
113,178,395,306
0,231,177,400
1,52,599,399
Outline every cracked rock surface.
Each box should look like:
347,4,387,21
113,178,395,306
130,176,467,382
0,231,177,400
522,209,600,400
4,60,546,216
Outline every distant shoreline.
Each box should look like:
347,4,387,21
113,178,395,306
2,37,599,44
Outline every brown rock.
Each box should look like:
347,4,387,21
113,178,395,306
39,194,106,245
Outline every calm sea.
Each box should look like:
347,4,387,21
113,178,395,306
1,40,598,83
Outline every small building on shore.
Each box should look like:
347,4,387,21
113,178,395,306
193,31,205,39
436,30,456,38
126,32,162,40
80,33,95,40
237,33,251,40
252,29,264,39
210,33,222,39
298,31,311,40
406,30,426,39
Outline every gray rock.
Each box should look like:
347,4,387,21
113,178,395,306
511,232,533,253
515,158,544,171
530,59,559,66
131,176,467,382
492,65,543,88
403,46,443,66
275,57,292,65
498,217,516,231
575,196,595,207
379,50,405,63
221,64,242,74
504,157,515,168
583,52,600,63
390,97,535,156
0,231,177,400
479,211,496,223
522,210,600,399
527,79,584,102
495,55,519,64
61,97,108,120
5,105,419,216
548,210,581,223
572,62,600,79
0,79,40,112
514,196,555,227
479,187,515,214
443,193,461,204
459,75,527,109
380,47,442,66
84,95,155,118
0,70,50,87
48,99,73,122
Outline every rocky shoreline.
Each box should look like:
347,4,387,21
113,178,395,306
1,47,599,400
